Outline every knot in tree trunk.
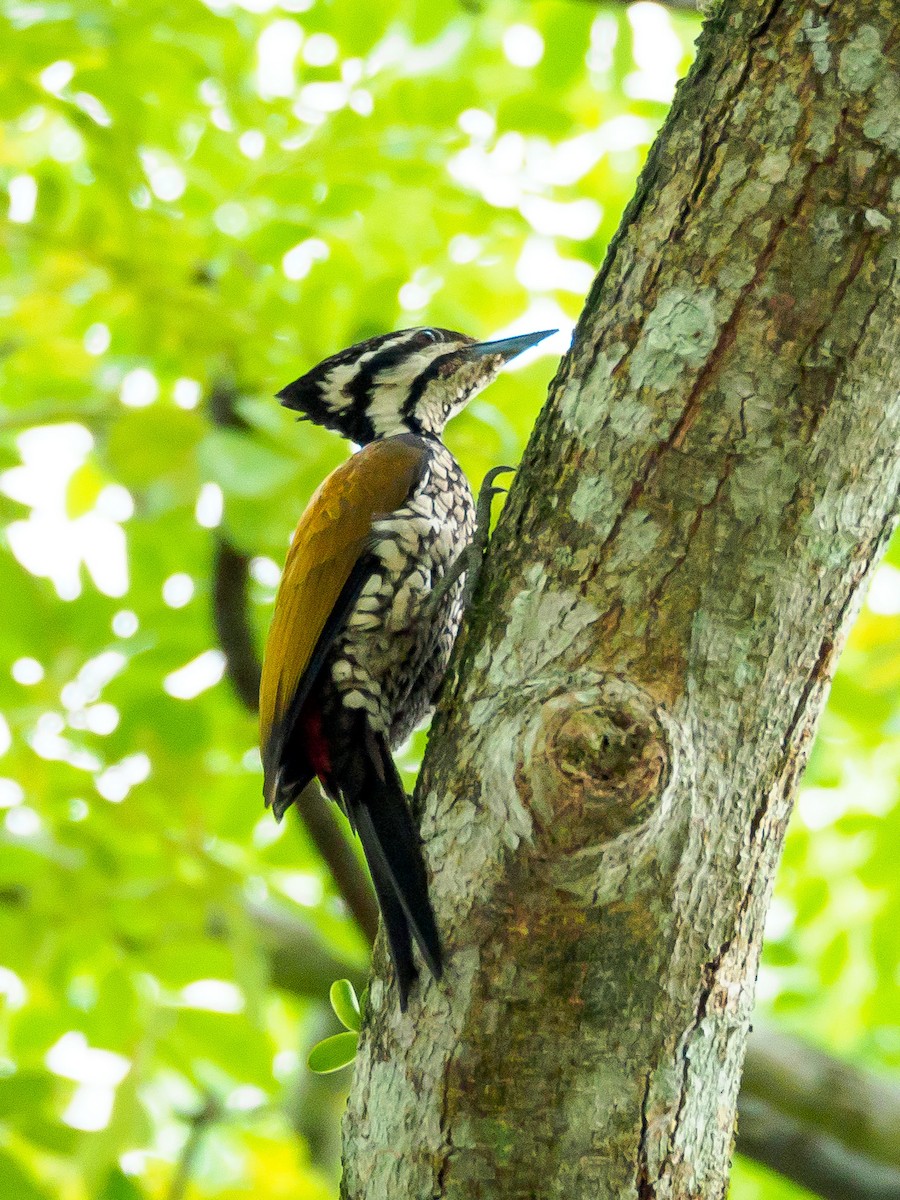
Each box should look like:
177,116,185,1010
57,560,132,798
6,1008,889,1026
527,679,672,851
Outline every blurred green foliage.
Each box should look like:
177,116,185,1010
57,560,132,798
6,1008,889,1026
0,0,896,1196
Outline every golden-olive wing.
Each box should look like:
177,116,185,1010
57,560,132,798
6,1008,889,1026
259,436,427,800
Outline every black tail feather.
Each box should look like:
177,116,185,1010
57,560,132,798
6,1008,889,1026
345,724,442,1009
356,808,418,1010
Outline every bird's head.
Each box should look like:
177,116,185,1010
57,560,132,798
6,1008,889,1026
276,326,556,443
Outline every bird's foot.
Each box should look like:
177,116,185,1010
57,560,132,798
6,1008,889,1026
463,464,515,607
422,465,513,623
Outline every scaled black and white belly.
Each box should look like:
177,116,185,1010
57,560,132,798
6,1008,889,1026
323,440,475,745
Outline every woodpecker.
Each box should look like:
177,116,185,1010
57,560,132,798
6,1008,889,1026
259,325,555,1008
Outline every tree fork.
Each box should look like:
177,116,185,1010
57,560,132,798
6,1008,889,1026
342,1,900,1197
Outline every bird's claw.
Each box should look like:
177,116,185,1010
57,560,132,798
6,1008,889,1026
481,464,515,488
419,465,515,625
474,465,514,534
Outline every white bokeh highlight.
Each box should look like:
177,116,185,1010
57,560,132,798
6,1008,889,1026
164,650,226,700
1,425,130,600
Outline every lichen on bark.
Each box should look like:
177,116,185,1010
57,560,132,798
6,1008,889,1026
341,1,900,1197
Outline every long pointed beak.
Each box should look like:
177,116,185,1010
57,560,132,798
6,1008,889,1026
466,328,557,362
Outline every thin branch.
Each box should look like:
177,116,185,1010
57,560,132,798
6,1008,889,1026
737,1096,900,1200
212,539,261,710
167,1095,221,1200
208,381,263,709
741,1028,900,1171
293,781,380,944
207,898,368,996
287,1005,353,1172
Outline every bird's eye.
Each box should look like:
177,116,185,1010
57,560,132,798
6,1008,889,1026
420,327,439,343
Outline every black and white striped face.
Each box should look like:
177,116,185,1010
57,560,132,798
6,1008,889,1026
277,326,556,443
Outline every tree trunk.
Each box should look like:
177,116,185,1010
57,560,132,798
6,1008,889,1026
341,1,900,1196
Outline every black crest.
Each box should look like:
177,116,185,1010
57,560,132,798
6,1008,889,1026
276,327,471,444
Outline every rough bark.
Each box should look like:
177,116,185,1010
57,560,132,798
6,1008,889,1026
209,498,900,1200
341,2,900,1198
229,893,900,1200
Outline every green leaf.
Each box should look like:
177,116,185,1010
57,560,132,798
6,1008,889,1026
197,429,299,498
0,1069,54,1118
99,1168,145,1200
329,978,361,1032
307,1031,359,1074
0,1151,52,1200
819,931,850,987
